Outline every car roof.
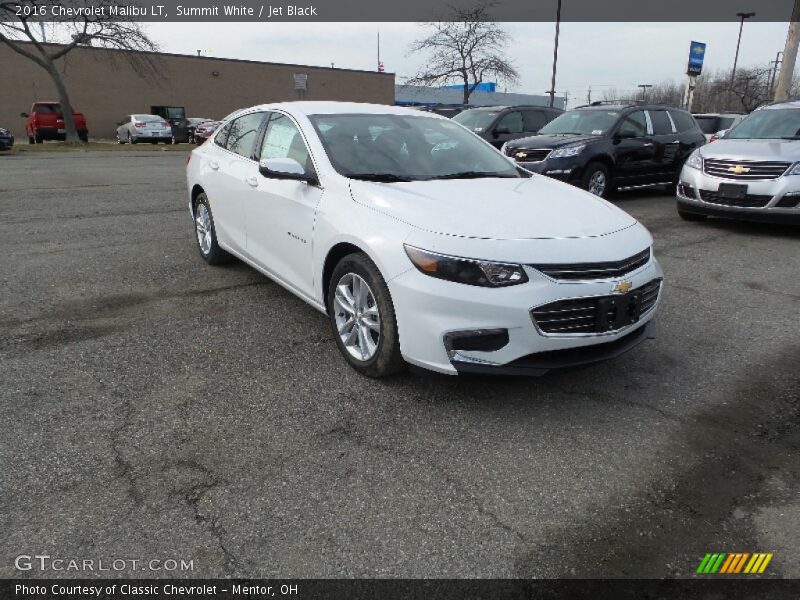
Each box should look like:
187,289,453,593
759,100,800,110
243,102,438,118
693,112,745,117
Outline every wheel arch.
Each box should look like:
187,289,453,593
321,241,367,311
190,184,205,216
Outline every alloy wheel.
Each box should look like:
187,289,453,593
195,203,212,256
588,170,607,196
333,273,381,361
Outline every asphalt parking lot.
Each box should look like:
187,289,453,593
1,151,798,579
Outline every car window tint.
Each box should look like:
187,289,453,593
650,110,673,135
497,111,523,134
618,111,647,136
225,112,265,158
215,121,233,148
669,110,697,133
522,110,548,132
260,113,313,172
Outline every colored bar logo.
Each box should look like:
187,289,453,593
696,552,773,574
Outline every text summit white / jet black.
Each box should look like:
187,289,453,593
186,102,664,377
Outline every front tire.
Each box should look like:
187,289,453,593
194,193,232,265
582,162,610,198
327,253,405,378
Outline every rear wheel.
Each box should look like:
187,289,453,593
581,162,610,197
678,209,707,222
28,135,35,145
194,193,231,265
128,133,138,145
327,253,405,378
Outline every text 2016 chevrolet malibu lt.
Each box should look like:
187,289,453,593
186,102,664,377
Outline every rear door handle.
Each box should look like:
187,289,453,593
209,161,219,170
643,143,653,147
667,140,681,145
245,177,258,188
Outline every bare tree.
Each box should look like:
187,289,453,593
406,1,519,105
0,0,159,143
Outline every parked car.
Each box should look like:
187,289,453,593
693,112,746,142
453,105,563,148
503,102,706,197
20,102,88,143
193,120,222,144
676,100,800,224
186,102,663,377
115,114,172,144
0,127,14,150
170,118,214,144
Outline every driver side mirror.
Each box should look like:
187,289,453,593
494,127,511,137
20,112,29,118
259,157,318,185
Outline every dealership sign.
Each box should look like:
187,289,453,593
687,41,706,76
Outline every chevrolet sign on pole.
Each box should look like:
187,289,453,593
687,41,706,76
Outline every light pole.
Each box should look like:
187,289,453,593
638,84,653,101
547,0,562,108
731,11,755,84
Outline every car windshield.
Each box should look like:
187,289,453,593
538,110,620,135
309,113,521,181
452,109,501,131
726,108,800,139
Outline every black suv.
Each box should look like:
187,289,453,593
503,102,706,197
452,105,563,148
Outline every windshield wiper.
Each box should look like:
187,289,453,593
348,173,414,182
429,171,517,180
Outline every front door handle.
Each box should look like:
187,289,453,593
666,140,681,145
643,143,653,147
245,177,258,188
209,161,219,170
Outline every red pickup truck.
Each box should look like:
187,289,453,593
20,102,89,143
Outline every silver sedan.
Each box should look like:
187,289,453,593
116,114,172,144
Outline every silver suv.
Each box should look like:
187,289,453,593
676,101,800,224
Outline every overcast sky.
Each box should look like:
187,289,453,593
144,21,793,106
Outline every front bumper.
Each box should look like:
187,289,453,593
515,156,585,183
677,165,800,224
388,258,664,376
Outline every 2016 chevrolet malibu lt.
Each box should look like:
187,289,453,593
186,102,664,377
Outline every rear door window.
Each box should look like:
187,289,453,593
522,110,548,132
649,110,674,135
223,112,267,159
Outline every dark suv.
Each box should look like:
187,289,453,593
453,105,563,148
503,102,706,197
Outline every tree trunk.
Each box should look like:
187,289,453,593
463,79,470,105
44,60,81,144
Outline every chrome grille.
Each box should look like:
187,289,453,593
532,279,661,335
703,159,790,180
507,148,551,162
531,248,650,281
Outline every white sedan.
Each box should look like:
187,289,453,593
186,102,663,377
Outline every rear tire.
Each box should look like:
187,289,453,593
28,135,35,145
581,162,611,198
678,209,707,222
128,133,138,145
327,253,405,378
194,193,232,265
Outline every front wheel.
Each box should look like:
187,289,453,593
581,162,611,198
328,254,405,378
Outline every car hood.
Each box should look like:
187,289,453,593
701,138,800,161
349,176,637,240
506,133,602,151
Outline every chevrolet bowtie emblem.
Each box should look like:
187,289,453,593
728,165,750,174
515,151,527,159
612,281,632,294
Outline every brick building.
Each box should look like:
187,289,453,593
0,42,395,139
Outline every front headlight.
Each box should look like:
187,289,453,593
549,144,586,158
685,150,703,170
404,245,528,287
786,162,800,175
